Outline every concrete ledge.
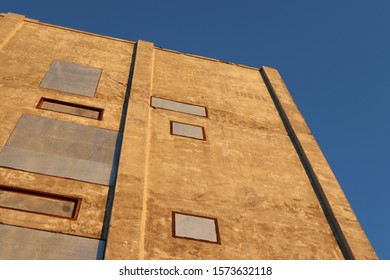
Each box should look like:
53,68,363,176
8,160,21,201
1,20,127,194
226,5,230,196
0,13,25,50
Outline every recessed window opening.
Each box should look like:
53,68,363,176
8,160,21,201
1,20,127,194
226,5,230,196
151,96,207,117
36,97,104,120
170,121,206,140
0,185,81,219
172,211,220,244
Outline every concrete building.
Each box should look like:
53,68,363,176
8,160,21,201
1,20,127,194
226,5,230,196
0,12,377,260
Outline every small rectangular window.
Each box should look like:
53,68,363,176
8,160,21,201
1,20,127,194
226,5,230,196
151,96,207,117
36,97,103,120
172,211,220,244
0,185,81,219
170,121,206,140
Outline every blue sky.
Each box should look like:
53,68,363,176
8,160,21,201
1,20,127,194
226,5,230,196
2,1,389,259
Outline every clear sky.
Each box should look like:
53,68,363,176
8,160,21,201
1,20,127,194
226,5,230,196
2,1,389,259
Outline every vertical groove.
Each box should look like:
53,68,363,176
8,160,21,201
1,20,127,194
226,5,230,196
260,68,355,260
101,44,138,258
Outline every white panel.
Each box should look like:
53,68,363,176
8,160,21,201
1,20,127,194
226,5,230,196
0,224,104,260
151,97,207,117
171,122,205,140
0,114,119,186
174,213,218,242
40,60,101,97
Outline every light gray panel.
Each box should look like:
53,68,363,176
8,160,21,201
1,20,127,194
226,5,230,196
0,146,115,185
40,60,101,97
41,101,100,119
151,97,207,117
5,115,117,163
0,224,104,260
172,122,204,140
175,213,218,242
0,190,75,218
0,114,119,186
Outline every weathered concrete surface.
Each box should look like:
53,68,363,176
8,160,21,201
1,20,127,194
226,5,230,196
0,13,24,49
135,50,343,259
0,13,134,249
0,168,108,239
261,66,377,259
104,46,369,259
104,40,155,259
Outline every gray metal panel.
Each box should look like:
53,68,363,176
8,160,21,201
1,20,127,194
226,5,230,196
175,213,217,242
0,190,75,218
40,60,102,97
0,224,104,260
41,101,100,119
151,97,207,117
172,122,204,140
0,114,118,186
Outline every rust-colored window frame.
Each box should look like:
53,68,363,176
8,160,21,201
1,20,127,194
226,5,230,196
172,211,221,244
170,120,206,141
0,185,82,220
150,96,208,118
36,97,104,120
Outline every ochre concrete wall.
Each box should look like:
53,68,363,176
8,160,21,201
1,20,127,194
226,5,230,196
106,45,375,259
0,13,134,240
261,66,377,259
137,49,343,259
105,40,155,259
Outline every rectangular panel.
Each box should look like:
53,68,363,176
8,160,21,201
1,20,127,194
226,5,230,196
173,212,220,244
37,97,103,120
0,224,104,260
0,186,79,219
151,96,207,117
40,60,102,97
170,121,205,140
0,114,119,186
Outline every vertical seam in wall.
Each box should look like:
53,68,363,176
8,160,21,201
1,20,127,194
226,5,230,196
102,44,138,258
138,44,155,260
259,68,355,260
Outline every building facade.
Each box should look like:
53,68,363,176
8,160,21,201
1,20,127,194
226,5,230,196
0,12,377,259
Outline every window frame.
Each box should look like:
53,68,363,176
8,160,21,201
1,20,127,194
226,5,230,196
172,211,221,244
39,60,102,97
0,185,82,220
170,120,206,141
36,97,104,120
150,96,208,118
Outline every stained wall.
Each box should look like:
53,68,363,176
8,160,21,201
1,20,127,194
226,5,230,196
0,13,134,259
